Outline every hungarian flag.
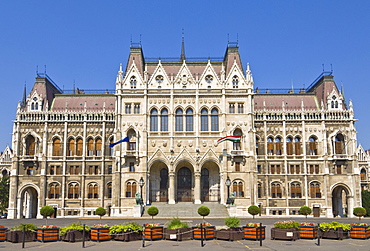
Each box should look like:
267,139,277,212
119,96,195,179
216,135,241,144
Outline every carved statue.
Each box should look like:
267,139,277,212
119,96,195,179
135,192,141,205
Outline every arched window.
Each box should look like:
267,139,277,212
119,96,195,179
68,138,75,156
290,182,301,198
87,138,94,156
256,137,260,155
126,181,137,198
232,75,239,88
68,183,79,199
211,108,219,131
76,138,83,156
175,108,183,131
161,108,168,131
286,136,293,155
361,169,366,181
150,109,158,131
232,180,244,197
107,182,112,198
267,136,274,155
185,108,193,131
334,134,345,154
52,138,61,156
48,183,60,199
130,76,137,89
95,138,102,156
257,183,262,198
294,137,301,155
127,129,136,151
88,183,98,199
271,182,282,198
201,108,208,131
309,136,317,155
108,137,114,156
25,135,36,156
275,137,282,155
310,182,321,198
233,129,242,150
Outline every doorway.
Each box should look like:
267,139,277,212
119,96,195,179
177,167,192,202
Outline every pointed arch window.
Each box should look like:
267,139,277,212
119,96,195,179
309,136,317,155
201,108,208,131
257,183,262,198
275,137,282,155
286,136,293,155
68,138,75,156
232,75,239,88
87,138,94,156
334,134,345,154
175,108,183,131
108,137,114,156
290,182,301,198
211,108,219,131
233,129,242,150
48,183,60,199
161,108,168,131
88,183,98,199
126,181,137,198
68,182,79,199
361,169,366,181
294,137,301,155
232,180,244,197
130,76,137,89
150,109,158,131
267,137,274,155
52,138,62,156
271,182,282,198
185,108,193,131
25,135,36,156
310,182,321,198
107,182,112,198
95,138,102,156
76,138,83,156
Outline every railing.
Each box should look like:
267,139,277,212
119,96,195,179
18,111,115,122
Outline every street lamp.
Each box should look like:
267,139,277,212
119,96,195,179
139,177,145,205
225,176,231,205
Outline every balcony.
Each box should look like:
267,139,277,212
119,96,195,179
333,154,348,160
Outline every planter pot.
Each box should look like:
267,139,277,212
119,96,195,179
113,231,142,241
349,226,369,239
192,226,216,240
271,228,299,241
216,228,243,241
243,226,266,240
90,227,111,242
0,227,6,242
320,228,348,240
164,228,192,241
37,228,59,242
6,231,36,243
299,226,318,239
143,226,163,241
61,230,90,242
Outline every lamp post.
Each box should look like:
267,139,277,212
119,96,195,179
139,177,145,205
225,176,231,205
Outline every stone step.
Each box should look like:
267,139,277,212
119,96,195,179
142,202,229,218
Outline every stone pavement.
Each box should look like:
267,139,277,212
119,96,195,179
1,237,370,251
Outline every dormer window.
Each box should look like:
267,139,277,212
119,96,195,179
155,75,163,84
31,97,38,111
205,75,213,84
232,75,239,88
130,76,137,89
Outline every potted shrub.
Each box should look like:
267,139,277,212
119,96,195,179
353,207,366,221
299,222,318,239
40,206,55,225
37,225,59,242
349,223,369,239
60,221,90,242
7,223,37,243
164,218,192,241
0,225,7,242
216,217,243,241
90,224,111,242
299,206,312,219
110,222,142,241
95,207,106,224
271,221,299,241
248,205,260,219
243,223,265,240
143,206,163,241
319,221,350,240
193,206,215,240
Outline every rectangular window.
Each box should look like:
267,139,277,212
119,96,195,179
308,165,319,174
134,103,140,114
238,103,244,113
125,104,131,114
27,166,34,175
107,165,112,174
129,162,135,172
201,115,208,131
186,115,193,131
257,165,261,174
150,116,158,131
211,115,218,131
289,165,300,174
271,165,281,174
336,165,342,174
128,142,136,151
235,162,241,172
229,103,235,113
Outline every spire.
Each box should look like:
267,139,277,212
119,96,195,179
341,83,346,106
21,84,26,107
116,63,123,84
180,29,186,61
246,63,254,84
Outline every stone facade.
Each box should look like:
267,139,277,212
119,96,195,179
7,43,362,218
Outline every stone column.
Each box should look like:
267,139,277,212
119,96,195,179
347,196,354,218
194,172,201,204
168,172,175,204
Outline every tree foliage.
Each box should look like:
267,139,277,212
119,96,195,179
0,176,9,214
95,207,106,224
353,207,366,221
248,205,261,219
197,206,210,219
299,206,312,218
361,190,370,217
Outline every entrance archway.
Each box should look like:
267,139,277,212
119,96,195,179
149,161,169,203
20,187,39,218
332,185,349,217
177,167,192,202
201,161,220,202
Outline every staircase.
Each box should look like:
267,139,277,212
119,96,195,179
142,202,229,218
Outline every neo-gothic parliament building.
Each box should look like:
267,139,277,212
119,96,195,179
5,41,365,219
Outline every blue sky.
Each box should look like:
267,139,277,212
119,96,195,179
1,1,370,149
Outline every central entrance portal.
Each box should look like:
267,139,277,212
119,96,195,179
177,167,192,202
